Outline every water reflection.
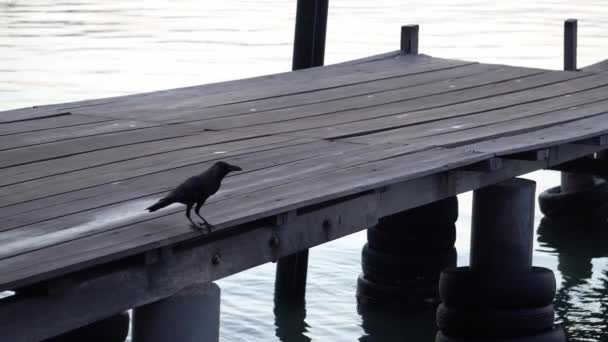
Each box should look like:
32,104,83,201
357,303,437,342
273,297,311,342
537,217,608,341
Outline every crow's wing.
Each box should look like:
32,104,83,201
168,175,203,202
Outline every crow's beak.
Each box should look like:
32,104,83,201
229,165,243,172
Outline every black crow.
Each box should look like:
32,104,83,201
146,161,242,232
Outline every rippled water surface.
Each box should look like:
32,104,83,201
2,0,608,341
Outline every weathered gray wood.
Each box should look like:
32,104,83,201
564,19,578,71
342,85,608,145
401,25,419,55
0,138,349,210
0,133,298,187
0,147,487,291
0,110,72,124
222,68,565,136
582,59,608,72
0,123,206,168
167,62,488,124
0,115,113,136
1,139,603,296
287,72,601,139
0,138,323,221
0,143,422,257
464,112,608,156
0,139,594,341
72,56,469,120
0,119,159,151
195,64,529,131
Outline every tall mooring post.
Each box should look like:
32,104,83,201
274,0,329,304
436,179,565,342
538,19,608,224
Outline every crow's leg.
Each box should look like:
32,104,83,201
195,202,213,232
185,203,200,229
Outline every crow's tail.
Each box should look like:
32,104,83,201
146,197,174,212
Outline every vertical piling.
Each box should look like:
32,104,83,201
132,282,221,342
564,19,577,71
291,0,329,70
470,178,535,273
275,0,329,304
437,179,564,341
401,25,419,55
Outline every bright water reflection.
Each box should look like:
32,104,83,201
2,1,608,341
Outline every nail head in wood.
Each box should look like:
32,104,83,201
212,254,221,265
564,19,578,71
322,218,332,230
401,25,419,55
269,234,280,247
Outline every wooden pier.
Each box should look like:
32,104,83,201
2,24,608,341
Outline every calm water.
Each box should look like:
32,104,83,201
2,0,608,341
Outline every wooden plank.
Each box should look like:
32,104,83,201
1,140,603,342
0,119,160,151
465,112,608,156
0,110,72,124
340,87,608,144
229,70,588,137
0,143,424,257
287,72,605,139
74,57,473,121
0,133,300,187
0,115,113,136
0,135,345,208
0,138,329,226
164,62,490,124
352,99,608,152
192,64,528,131
582,59,608,72
0,123,207,168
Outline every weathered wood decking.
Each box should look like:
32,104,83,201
3,51,608,340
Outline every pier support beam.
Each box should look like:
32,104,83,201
275,0,329,304
357,196,458,307
437,179,564,341
132,282,220,342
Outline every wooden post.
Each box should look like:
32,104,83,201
401,25,419,55
132,282,220,342
470,178,536,273
291,0,329,70
275,249,309,304
564,19,577,71
275,0,329,303
561,18,596,193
